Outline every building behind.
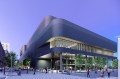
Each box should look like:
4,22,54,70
0,42,6,67
20,45,27,57
1,42,10,53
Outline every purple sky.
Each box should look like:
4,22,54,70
0,0,119,58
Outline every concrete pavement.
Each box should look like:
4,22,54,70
0,70,118,79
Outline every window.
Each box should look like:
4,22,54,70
49,37,114,56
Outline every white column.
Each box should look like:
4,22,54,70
75,54,77,71
60,53,63,71
118,36,120,77
66,59,68,69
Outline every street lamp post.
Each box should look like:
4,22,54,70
10,53,12,74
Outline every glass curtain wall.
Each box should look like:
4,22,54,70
50,37,114,56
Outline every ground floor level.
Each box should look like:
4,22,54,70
29,52,115,70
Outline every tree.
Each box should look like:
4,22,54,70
24,57,30,67
17,61,24,67
87,57,93,67
75,54,83,69
102,58,107,66
94,57,107,67
112,59,118,68
4,51,17,67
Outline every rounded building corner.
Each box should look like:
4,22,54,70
51,18,65,26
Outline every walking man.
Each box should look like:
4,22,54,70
101,68,104,77
87,67,90,77
95,67,97,73
18,67,21,76
27,67,29,74
45,67,48,74
107,67,111,78
33,68,36,75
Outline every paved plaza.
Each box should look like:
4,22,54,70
0,70,118,79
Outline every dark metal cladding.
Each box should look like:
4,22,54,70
20,16,117,60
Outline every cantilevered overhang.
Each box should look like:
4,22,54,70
22,47,117,60
20,16,117,60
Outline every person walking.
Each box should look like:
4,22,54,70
87,67,90,77
95,67,97,73
45,67,48,74
107,67,111,78
33,68,36,75
67,68,71,75
18,67,21,76
27,67,29,74
100,68,104,77
112,67,114,72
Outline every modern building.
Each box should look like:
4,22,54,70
20,45,27,57
1,42,10,53
20,16,117,70
0,42,6,67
